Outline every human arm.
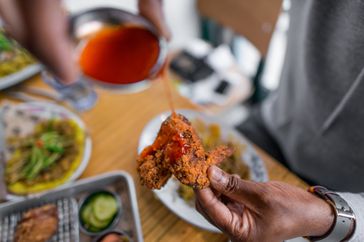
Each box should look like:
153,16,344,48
0,0,170,84
195,166,347,242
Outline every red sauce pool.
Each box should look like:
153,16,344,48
79,25,160,85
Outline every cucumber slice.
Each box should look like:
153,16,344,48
81,204,93,223
92,195,118,221
80,192,120,233
89,212,109,228
86,224,103,233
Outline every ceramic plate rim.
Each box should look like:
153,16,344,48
0,64,42,90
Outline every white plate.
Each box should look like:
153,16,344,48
137,109,268,233
0,64,42,90
2,101,92,200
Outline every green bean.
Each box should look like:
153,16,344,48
25,148,45,180
42,153,62,169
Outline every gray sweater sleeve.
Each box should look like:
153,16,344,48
337,193,364,241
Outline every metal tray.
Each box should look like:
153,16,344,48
0,198,79,242
0,171,143,242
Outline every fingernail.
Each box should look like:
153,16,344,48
209,166,223,182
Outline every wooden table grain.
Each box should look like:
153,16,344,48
1,76,308,242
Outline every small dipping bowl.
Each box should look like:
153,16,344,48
94,230,133,242
69,7,168,92
79,190,122,236
42,7,167,112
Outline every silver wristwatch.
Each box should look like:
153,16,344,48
306,186,356,242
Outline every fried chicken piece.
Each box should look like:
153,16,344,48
14,204,58,242
137,113,233,189
137,149,171,189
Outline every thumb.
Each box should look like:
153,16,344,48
138,0,171,41
208,166,264,207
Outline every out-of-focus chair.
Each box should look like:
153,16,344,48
197,0,283,102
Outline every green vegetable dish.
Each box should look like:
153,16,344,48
5,119,85,195
0,30,35,77
80,191,120,234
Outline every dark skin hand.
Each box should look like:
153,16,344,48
0,0,170,84
195,166,335,242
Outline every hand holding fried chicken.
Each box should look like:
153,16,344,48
137,113,233,189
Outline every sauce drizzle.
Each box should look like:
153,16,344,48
159,56,175,113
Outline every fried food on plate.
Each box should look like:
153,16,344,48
14,204,58,242
178,118,251,204
137,113,233,189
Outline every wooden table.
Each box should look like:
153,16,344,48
1,76,307,242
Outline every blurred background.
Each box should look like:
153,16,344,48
64,0,290,126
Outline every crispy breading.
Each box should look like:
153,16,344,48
137,113,233,189
14,204,58,242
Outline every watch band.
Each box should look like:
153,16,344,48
307,186,356,242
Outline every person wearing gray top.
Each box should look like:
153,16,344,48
195,0,363,242
262,0,364,240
